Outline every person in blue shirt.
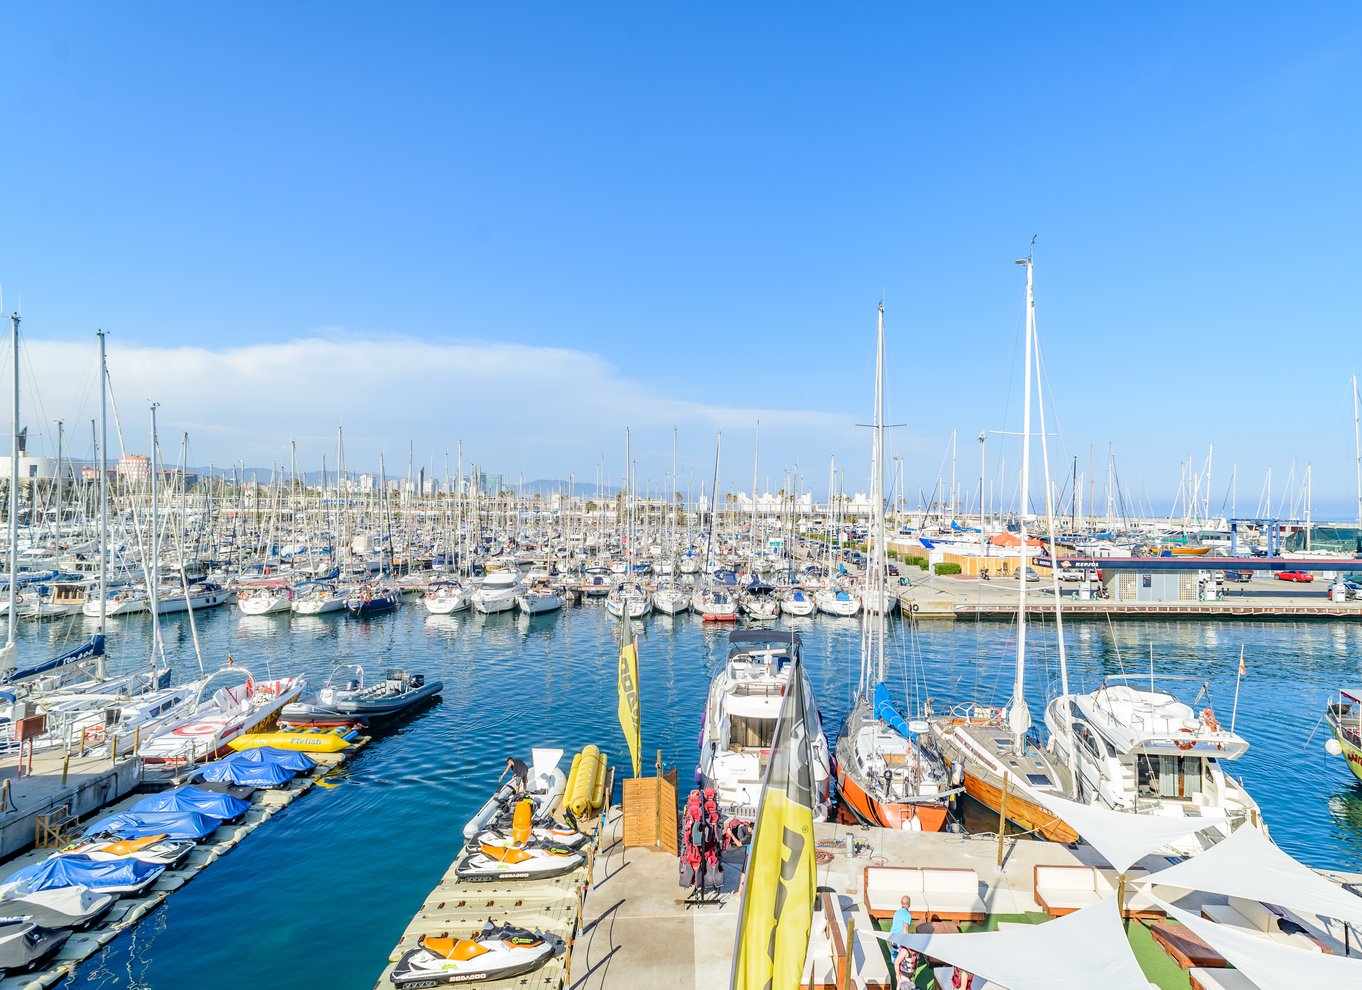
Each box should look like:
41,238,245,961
892,895,917,989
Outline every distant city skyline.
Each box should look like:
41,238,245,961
2,6,1360,518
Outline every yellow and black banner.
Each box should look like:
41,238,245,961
616,611,641,778
730,657,816,990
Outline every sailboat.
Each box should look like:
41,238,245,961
0,317,105,691
927,252,1077,843
834,303,953,832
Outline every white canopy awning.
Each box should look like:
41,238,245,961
876,895,1150,990
1141,823,1362,929
1154,898,1362,990
1018,785,1228,874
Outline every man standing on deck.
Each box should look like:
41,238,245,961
892,895,917,990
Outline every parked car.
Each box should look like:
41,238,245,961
1276,570,1315,583
1016,567,1040,582
887,564,899,576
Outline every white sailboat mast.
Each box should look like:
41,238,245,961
1010,251,1035,747
5,313,20,653
870,302,887,684
1353,374,1361,530
97,330,109,642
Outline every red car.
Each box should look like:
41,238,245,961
1276,570,1315,583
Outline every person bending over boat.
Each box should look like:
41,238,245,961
501,757,530,793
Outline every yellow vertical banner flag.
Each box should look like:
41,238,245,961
730,657,817,990
617,617,641,778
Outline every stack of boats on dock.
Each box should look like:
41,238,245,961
380,747,604,989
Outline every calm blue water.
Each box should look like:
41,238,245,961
10,603,1354,989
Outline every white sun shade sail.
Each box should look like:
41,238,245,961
1017,784,1228,874
1154,898,1362,990
875,895,1150,990
1141,823,1362,929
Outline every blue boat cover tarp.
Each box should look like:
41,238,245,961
193,757,295,787
82,810,219,840
225,746,317,773
133,785,250,820
872,683,914,738
6,853,163,891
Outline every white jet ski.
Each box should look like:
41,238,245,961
0,917,70,975
389,921,554,987
0,885,115,930
473,796,589,851
454,839,584,883
58,835,196,868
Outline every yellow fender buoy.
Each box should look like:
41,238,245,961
564,751,583,807
568,745,600,818
590,752,608,811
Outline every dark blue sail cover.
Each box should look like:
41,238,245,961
225,746,317,773
193,756,295,787
872,683,914,738
6,854,163,891
81,810,219,840
133,785,250,820
3,635,106,684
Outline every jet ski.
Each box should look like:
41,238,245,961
454,839,584,883
0,917,69,975
473,798,589,851
389,920,554,987
58,834,195,868
3,854,165,897
0,885,114,930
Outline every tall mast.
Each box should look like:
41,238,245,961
1010,250,1035,749
96,332,109,645
149,402,162,668
5,313,21,655
869,302,887,684
1353,375,1361,530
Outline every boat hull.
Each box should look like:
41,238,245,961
957,769,1078,844
836,766,950,832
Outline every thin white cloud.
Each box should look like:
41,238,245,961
13,335,863,483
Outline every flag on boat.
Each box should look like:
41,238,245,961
730,657,817,990
1238,652,1246,677
616,608,641,778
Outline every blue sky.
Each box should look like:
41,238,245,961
2,5,1361,516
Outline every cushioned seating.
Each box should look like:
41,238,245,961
1200,896,1326,952
421,937,487,961
803,895,891,989
1188,967,1258,990
1033,865,1163,919
862,867,987,923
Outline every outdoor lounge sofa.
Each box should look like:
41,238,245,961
863,866,987,924
1032,865,1163,919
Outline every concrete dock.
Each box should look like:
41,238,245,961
567,813,1132,990
898,573,1362,620
0,749,142,861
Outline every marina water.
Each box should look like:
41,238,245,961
26,603,1360,989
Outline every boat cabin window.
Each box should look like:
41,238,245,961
727,715,776,751
1137,754,1204,800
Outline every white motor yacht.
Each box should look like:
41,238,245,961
470,569,520,614
1044,677,1263,854
697,630,833,824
